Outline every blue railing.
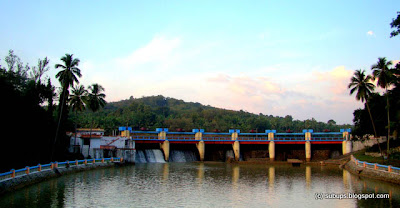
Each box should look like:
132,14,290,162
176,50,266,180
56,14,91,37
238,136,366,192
0,157,122,181
131,132,345,141
351,155,400,174
312,132,343,141
167,136,196,141
132,136,159,140
238,137,269,141
203,137,233,141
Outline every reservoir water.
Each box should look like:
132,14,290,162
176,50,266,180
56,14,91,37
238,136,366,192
1,162,400,207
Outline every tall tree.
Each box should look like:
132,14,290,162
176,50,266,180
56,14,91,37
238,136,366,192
30,57,50,83
69,85,88,151
86,83,106,112
85,83,106,157
348,69,377,138
53,54,82,159
390,11,400,38
70,85,87,113
371,57,394,155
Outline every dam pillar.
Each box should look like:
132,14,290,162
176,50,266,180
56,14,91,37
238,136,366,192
267,130,275,161
122,130,130,137
233,141,240,161
230,129,240,161
305,130,312,162
197,141,205,161
160,140,170,161
342,140,347,155
341,129,352,154
158,128,169,161
195,130,205,161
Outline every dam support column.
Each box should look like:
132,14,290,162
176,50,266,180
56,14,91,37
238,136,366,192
342,129,352,155
305,129,312,162
195,129,205,161
267,130,275,161
158,128,169,161
161,140,170,161
233,141,240,161
231,130,240,161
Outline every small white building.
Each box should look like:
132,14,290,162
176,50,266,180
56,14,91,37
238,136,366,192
70,128,135,162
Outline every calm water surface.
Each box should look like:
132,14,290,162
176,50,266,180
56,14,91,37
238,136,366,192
1,163,400,207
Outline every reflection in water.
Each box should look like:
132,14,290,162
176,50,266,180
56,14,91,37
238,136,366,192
343,169,351,191
1,163,400,208
232,165,239,189
162,163,169,181
197,162,204,185
306,165,311,189
268,166,275,191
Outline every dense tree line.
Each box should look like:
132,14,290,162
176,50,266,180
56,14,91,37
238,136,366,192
0,50,56,171
0,50,106,172
350,72,400,139
71,95,351,135
349,11,400,156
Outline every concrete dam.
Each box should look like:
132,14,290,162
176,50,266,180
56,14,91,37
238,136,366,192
121,128,352,163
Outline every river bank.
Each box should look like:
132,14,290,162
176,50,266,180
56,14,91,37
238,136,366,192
343,155,400,185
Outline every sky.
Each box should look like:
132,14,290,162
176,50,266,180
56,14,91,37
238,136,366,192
1,1,400,125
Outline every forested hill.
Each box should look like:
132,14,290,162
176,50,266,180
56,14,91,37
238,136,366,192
71,95,351,135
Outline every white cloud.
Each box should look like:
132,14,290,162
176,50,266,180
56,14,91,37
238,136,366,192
114,36,182,72
366,30,374,36
70,35,362,124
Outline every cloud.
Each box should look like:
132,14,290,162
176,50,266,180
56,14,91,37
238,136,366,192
366,31,374,36
114,36,182,72
313,66,353,95
70,34,361,124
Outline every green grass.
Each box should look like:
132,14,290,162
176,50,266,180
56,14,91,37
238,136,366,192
353,151,400,168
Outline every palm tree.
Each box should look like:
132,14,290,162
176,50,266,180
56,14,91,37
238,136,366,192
55,54,82,114
85,83,106,158
371,57,394,155
348,69,378,138
52,54,81,159
69,85,88,152
86,83,106,112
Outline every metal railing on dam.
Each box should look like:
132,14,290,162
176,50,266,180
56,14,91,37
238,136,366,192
128,129,346,144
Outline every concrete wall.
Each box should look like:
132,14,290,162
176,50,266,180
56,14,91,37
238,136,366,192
344,156,400,184
352,137,387,152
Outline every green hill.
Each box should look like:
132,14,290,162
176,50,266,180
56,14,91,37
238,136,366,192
71,95,351,135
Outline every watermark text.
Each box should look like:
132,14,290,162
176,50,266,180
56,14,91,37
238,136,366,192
315,193,390,200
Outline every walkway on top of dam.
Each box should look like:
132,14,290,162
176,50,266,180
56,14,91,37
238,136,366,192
125,128,350,145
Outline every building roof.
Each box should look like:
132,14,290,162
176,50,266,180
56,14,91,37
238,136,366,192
77,128,105,132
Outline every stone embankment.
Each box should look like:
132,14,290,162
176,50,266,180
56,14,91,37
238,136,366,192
0,162,121,196
344,155,400,185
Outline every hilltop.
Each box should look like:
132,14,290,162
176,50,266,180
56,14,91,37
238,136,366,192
71,95,352,135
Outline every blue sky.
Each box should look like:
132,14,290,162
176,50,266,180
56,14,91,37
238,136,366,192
1,1,400,124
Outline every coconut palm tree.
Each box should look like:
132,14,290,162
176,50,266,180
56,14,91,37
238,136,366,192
86,83,106,112
85,83,106,158
70,85,87,112
55,54,82,115
69,85,88,151
348,69,377,138
371,57,394,155
52,54,81,159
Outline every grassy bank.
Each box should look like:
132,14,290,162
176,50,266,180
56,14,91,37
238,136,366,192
353,151,400,167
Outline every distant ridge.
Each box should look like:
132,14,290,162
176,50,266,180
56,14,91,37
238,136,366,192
73,95,352,134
